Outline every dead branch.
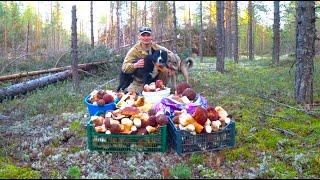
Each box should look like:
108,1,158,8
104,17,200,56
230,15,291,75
1,54,30,74
271,128,296,137
258,111,292,121
78,69,99,78
54,50,70,67
259,94,320,119
97,78,117,90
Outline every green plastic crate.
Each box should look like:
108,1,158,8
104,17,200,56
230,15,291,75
86,112,168,153
168,118,236,155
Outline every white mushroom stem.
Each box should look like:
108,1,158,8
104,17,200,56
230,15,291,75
121,118,133,126
211,120,221,132
205,119,211,126
220,116,231,125
110,119,120,125
131,125,137,132
205,125,212,133
185,124,195,132
178,124,187,131
179,113,194,126
133,118,142,128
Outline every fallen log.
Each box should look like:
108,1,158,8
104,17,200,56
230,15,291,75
0,70,72,101
0,60,109,82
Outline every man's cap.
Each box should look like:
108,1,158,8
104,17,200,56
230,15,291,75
139,26,152,35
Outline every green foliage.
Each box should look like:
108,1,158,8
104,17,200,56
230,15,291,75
191,56,320,178
169,163,192,179
199,167,221,178
259,160,297,178
188,153,204,166
0,164,40,179
70,120,81,132
66,166,81,179
70,146,82,154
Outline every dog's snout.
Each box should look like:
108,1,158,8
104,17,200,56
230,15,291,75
159,58,164,63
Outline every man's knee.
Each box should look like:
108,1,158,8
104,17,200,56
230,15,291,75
127,81,144,93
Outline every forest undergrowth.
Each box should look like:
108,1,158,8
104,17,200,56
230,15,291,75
0,55,319,179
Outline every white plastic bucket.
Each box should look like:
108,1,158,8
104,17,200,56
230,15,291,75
142,88,171,104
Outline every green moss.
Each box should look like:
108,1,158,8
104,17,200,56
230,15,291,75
70,146,82,154
263,160,297,178
225,146,254,162
188,153,204,166
70,120,81,132
0,164,41,179
254,129,283,150
66,166,81,179
199,167,222,178
309,153,320,176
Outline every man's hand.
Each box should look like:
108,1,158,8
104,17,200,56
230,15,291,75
134,59,144,69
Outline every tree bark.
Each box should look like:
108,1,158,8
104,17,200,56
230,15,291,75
295,1,315,104
216,1,225,73
272,1,280,64
26,21,30,57
4,1,7,57
188,4,192,57
0,70,72,101
225,1,232,59
0,61,110,82
116,1,121,50
90,1,94,48
248,1,254,61
172,1,178,53
233,1,239,63
199,1,204,62
71,5,80,91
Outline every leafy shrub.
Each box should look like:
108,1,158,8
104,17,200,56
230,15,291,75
66,166,81,179
169,163,192,179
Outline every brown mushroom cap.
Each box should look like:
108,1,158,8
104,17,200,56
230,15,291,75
176,82,191,95
181,88,197,101
156,114,169,126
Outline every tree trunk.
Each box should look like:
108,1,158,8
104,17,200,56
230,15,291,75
144,1,147,26
248,1,254,61
130,1,133,45
91,1,94,48
295,1,315,104
4,1,7,57
216,1,225,73
134,2,138,43
0,70,72,101
272,1,280,64
233,1,239,63
172,1,178,53
71,5,80,91
199,1,204,62
225,1,232,59
188,4,192,57
116,1,121,50
26,21,30,57
0,61,109,82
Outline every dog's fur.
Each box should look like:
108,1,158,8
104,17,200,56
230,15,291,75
117,49,168,92
158,52,194,90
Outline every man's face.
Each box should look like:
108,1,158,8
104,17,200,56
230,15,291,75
139,33,153,45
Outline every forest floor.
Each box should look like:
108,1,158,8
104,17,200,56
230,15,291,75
0,56,319,179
